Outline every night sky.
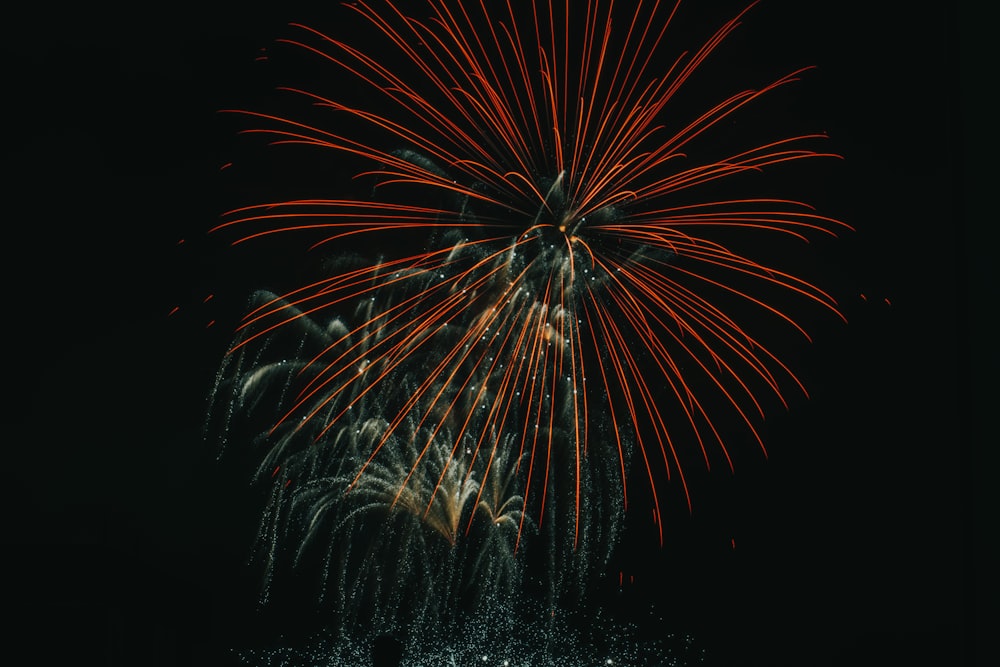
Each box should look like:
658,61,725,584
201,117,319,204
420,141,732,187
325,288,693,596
2,2,987,666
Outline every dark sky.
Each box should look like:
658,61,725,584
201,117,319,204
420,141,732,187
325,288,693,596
2,2,986,666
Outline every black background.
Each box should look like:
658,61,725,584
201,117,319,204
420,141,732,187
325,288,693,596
1,1,987,665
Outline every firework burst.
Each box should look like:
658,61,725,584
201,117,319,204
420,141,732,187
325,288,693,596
213,0,846,600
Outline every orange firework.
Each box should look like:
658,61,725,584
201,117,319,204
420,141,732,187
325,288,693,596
213,0,848,553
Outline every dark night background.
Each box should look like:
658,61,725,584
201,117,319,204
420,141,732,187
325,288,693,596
1,1,988,665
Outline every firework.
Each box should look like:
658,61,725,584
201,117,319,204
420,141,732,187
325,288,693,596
215,0,846,543
211,1,847,641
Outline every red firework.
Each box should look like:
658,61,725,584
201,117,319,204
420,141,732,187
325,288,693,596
214,0,849,546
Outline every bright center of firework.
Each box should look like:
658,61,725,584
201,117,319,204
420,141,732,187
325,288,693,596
555,214,582,239
530,170,587,240
530,222,576,244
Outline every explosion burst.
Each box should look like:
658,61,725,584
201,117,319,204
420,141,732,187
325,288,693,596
210,0,846,651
